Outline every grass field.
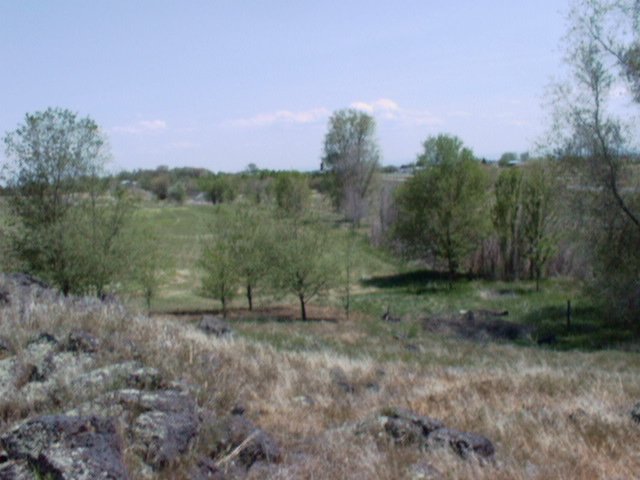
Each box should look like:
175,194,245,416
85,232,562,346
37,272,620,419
132,202,638,352
2,199,640,478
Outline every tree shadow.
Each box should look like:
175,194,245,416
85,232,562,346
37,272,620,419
522,304,637,349
361,269,472,290
155,306,339,323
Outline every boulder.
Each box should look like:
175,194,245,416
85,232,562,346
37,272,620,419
427,427,495,459
70,388,200,471
0,415,128,479
65,331,100,353
199,315,232,337
358,407,494,461
212,414,281,468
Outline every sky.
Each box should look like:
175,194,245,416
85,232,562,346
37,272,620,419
0,1,572,173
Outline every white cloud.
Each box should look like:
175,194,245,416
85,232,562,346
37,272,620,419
112,119,167,135
351,98,442,126
226,108,330,128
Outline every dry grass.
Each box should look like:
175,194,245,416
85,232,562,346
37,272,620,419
1,289,639,479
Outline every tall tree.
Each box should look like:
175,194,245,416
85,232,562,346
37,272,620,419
394,134,489,287
321,109,380,225
3,108,132,295
549,0,640,321
493,168,524,280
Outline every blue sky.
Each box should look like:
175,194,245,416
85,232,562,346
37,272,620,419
0,1,570,172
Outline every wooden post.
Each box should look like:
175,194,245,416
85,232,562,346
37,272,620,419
566,299,572,331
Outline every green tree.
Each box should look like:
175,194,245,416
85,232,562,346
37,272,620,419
3,108,133,296
273,172,311,218
272,220,336,320
492,168,524,279
322,109,380,224
200,221,239,317
549,0,640,322
520,161,557,291
394,134,489,287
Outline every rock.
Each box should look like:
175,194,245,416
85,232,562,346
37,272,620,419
330,367,355,394
199,315,232,337
71,388,200,470
212,415,281,468
359,408,494,462
71,361,162,395
382,407,445,445
65,330,100,353
0,415,129,479
0,287,10,306
427,428,495,459
132,408,200,469
0,337,14,356
0,459,33,480
631,402,640,423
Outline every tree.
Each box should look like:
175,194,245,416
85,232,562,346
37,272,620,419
321,109,380,224
272,219,336,320
201,242,238,318
549,0,640,322
3,108,133,295
520,161,557,291
394,134,489,287
273,172,311,218
492,168,524,279
200,206,275,314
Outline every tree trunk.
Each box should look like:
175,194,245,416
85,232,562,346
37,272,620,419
246,283,253,311
221,296,227,318
299,294,307,321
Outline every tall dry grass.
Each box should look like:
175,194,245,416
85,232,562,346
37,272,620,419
0,286,639,479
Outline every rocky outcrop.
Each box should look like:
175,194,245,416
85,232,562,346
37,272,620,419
358,407,495,461
211,412,282,469
0,415,129,479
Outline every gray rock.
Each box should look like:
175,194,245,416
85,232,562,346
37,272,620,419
132,409,200,469
72,388,200,470
632,402,640,423
383,407,445,441
0,415,129,479
71,361,162,395
65,330,100,353
212,415,281,468
427,427,495,459
199,315,232,337
0,337,13,356
358,408,494,461
0,459,33,480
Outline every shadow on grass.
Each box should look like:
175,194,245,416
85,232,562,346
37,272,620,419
361,269,473,291
154,306,339,324
523,304,638,349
